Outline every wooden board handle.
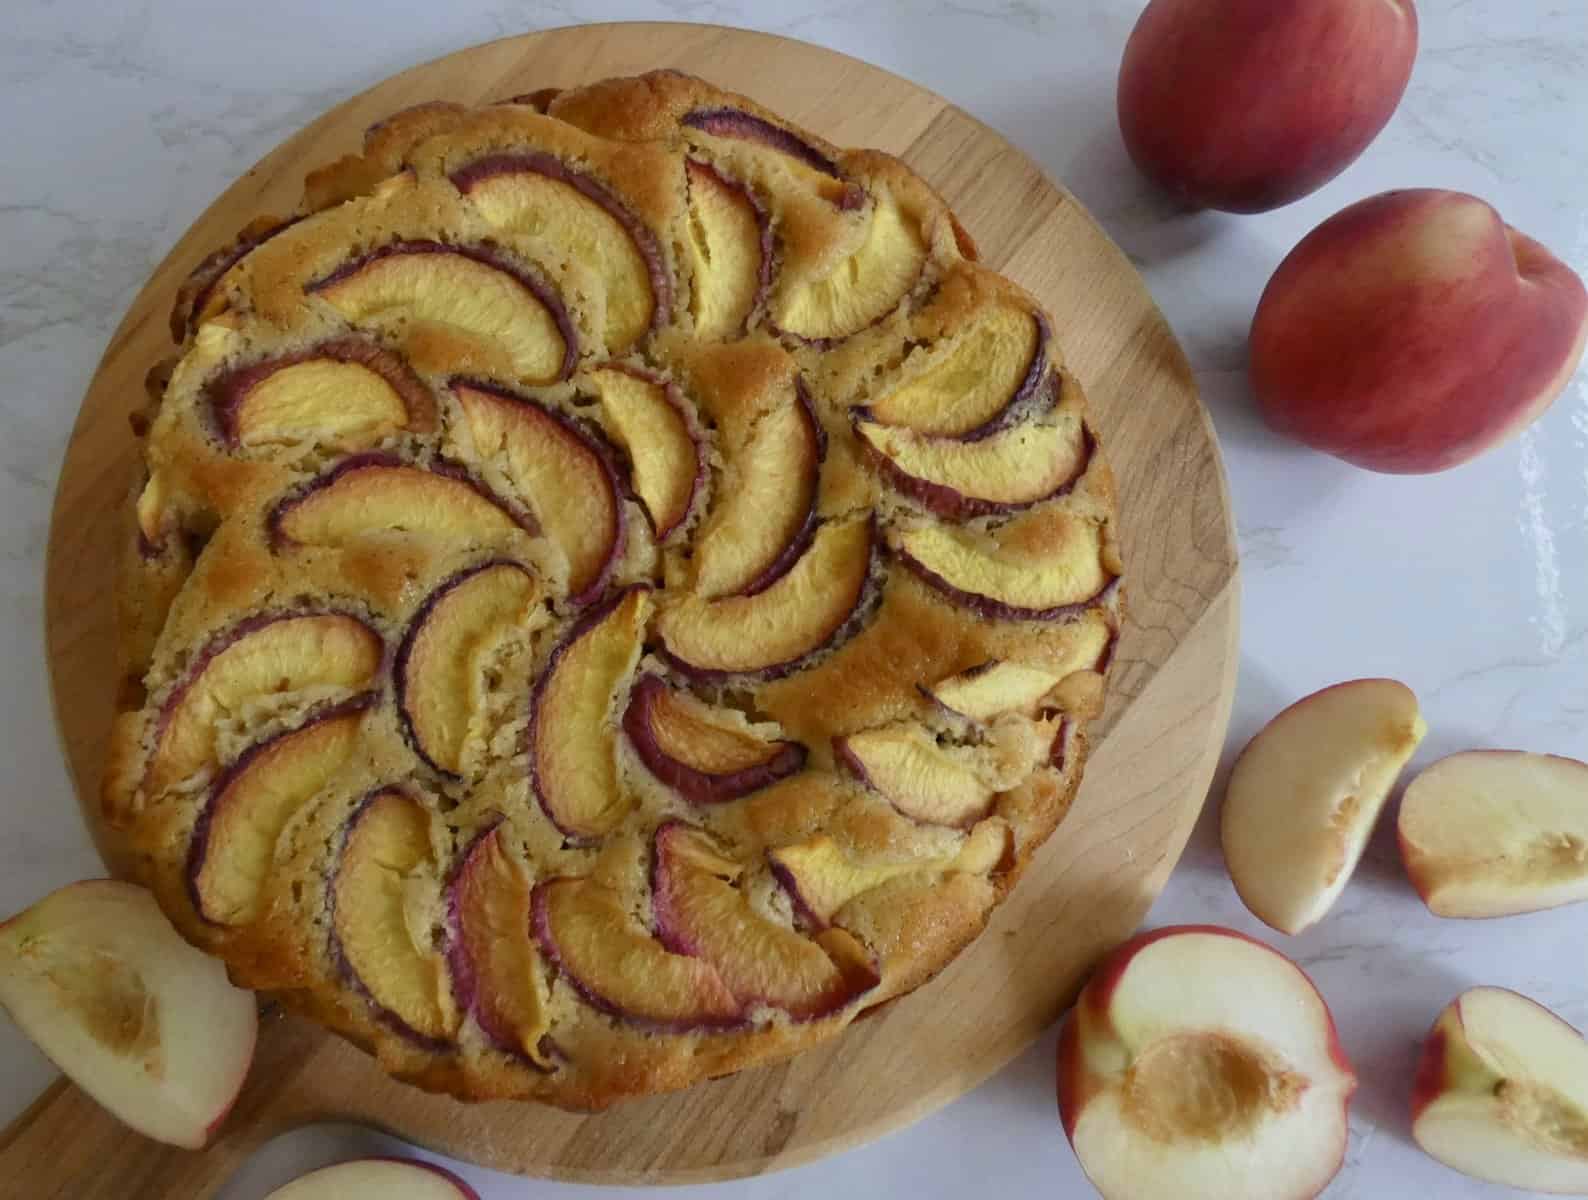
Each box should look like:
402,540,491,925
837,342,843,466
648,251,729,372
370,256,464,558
0,1015,319,1198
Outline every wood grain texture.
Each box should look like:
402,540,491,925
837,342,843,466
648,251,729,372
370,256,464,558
22,21,1238,1194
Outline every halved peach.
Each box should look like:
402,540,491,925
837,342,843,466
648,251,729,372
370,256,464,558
451,153,670,352
650,822,878,1019
895,511,1115,621
0,881,257,1149
446,821,553,1064
207,338,435,449
836,726,993,828
331,790,455,1048
684,158,769,339
146,612,382,797
451,380,623,604
658,515,876,680
865,308,1046,437
309,241,575,384
188,695,372,925
532,875,741,1030
395,561,540,778
587,366,702,541
691,381,823,598
269,454,526,550
622,674,806,803
529,587,650,841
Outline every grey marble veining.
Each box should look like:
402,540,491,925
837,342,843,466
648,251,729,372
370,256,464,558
3,3,1586,1197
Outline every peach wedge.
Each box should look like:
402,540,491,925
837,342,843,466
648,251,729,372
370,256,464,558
1221,678,1425,935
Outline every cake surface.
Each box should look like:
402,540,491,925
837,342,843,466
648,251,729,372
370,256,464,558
104,70,1123,1110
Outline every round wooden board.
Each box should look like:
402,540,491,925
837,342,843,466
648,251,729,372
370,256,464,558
28,21,1238,1194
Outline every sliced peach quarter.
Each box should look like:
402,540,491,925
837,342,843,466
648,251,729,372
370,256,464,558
650,822,878,1019
769,821,1009,929
1221,679,1426,935
1412,986,1588,1194
896,510,1114,621
588,366,701,541
836,726,993,828
529,587,650,841
857,391,1091,520
622,674,806,803
866,307,1046,437
264,1159,478,1200
532,875,741,1030
331,789,456,1047
684,158,768,339
452,381,622,604
658,515,875,680
926,660,1067,722
395,561,540,778
0,881,257,1149
188,696,372,925
451,154,669,353
1057,925,1356,1200
691,384,823,598
309,241,575,384
446,822,552,1064
269,454,524,549
147,612,382,797
771,194,925,341
208,338,434,450
1399,750,1588,918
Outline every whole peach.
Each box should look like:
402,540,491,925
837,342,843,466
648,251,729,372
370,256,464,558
1250,190,1588,474
1118,0,1418,213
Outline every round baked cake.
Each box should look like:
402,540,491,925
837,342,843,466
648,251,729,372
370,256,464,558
102,70,1123,1110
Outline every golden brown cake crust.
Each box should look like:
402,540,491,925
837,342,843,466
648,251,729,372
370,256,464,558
108,70,1123,1110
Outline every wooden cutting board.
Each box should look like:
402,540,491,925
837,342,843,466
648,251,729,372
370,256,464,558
15,21,1238,1195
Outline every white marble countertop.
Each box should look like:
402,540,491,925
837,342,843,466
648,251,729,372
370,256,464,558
4,2,1585,1196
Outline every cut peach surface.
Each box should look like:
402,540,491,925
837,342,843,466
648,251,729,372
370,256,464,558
771,194,925,341
588,366,701,541
1412,986,1588,1193
1057,925,1355,1200
1399,750,1588,918
684,158,767,339
264,1159,478,1200
836,726,992,828
0,881,257,1149
1221,678,1425,935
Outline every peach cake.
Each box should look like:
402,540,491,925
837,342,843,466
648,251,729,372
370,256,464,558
102,71,1123,1109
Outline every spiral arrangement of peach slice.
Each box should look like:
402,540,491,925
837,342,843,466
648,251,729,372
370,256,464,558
104,71,1122,1108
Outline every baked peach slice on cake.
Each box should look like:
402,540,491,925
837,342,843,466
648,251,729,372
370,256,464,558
683,158,769,338
769,819,1010,930
446,822,553,1063
0,881,257,1149
896,507,1116,621
269,454,525,549
533,874,741,1030
309,241,577,384
1412,986,1588,1193
658,514,876,680
682,107,845,180
451,380,623,605
587,366,702,541
1057,926,1356,1200
395,561,542,778
450,153,670,353
529,587,650,841
188,696,373,925
836,726,994,828
925,660,1070,723
331,789,456,1048
690,381,823,598
864,305,1047,438
144,612,383,798
207,338,435,450
1398,750,1588,918
1221,679,1425,935
264,1159,478,1200
622,674,806,803
651,822,879,1020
